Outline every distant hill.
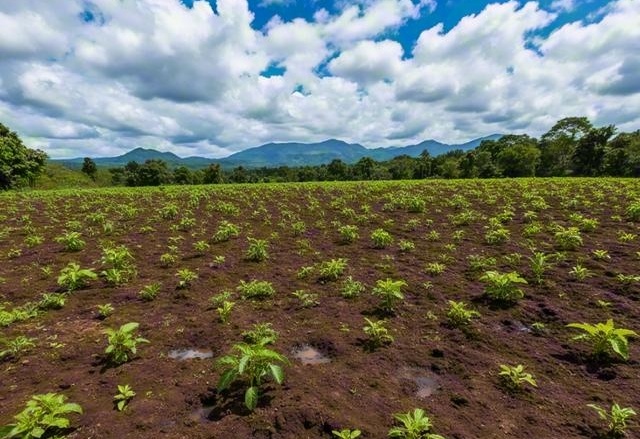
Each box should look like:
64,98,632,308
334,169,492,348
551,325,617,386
52,135,502,169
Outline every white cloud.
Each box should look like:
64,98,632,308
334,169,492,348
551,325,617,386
0,0,638,159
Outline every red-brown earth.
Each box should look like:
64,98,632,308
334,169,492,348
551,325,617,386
0,179,639,438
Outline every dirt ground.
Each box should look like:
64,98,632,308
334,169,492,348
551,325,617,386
1,179,639,438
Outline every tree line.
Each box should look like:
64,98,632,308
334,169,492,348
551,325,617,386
1,117,639,191
100,117,639,186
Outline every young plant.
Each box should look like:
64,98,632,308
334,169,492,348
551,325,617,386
388,408,445,439
103,322,149,365
245,238,269,262
57,262,97,292
237,280,275,300
371,229,393,249
587,402,636,437
480,271,527,304
363,317,394,348
341,276,365,299
217,301,235,324
567,319,637,360
217,343,288,411
498,364,537,391
446,300,481,328
138,282,161,301
113,384,135,412
37,293,66,310
96,303,114,319
212,221,240,242
193,240,210,256
175,268,198,289
54,231,85,252
0,336,36,360
529,252,552,284
0,393,82,439
554,226,583,250
332,429,361,439
569,263,592,281
372,278,407,313
338,225,359,244
398,240,415,252
318,258,347,282
291,290,319,308
425,262,446,276
242,322,278,346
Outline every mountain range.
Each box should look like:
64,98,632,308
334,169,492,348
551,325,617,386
52,135,502,169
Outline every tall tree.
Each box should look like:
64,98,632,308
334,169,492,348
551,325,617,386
539,117,592,176
202,163,224,184
0,122,48,189
81,157,97,181
572,125,616,176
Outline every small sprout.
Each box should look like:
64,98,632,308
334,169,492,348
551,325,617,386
498,364,537,391
97,303,114,319
388,408,445,439
446,300,480,328
587,402,636,437
113,384,135,412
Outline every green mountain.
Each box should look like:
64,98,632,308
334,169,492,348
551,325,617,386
52,135,502,169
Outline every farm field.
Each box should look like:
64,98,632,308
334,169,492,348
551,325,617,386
1,178,639,439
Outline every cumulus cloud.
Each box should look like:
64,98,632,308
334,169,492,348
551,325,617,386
0,0,637,158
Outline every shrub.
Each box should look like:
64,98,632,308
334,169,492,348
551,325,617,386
245,238,269,262
338,225,359,244
371,229,393,249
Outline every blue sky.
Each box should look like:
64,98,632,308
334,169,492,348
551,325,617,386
0,0,637,158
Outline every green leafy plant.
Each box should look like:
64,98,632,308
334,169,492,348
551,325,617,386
291,290,319,308
217,343,288,410
318,258,347,282
138,282,161,301
242,322,278,346
217,300,234,324
96,303,114,319
0,336,36,360
193,240,210,256
237,280,275,300
372,278,407,313
626,200,640,221
388,408,445,439
245,238,269,262
175,268,198,289
569,263,592,281
338,225,359,244
498,364,537,391
0,393,82,439
567,319,637,360
425,262,446,276
341,276,365,299
54,231,85,252
587,402,636,437
529,252,552,284
363,317,394,348
480,271,527,303
446,301,480,328
371,229,393,249
212,221,240,242
398,240,415,252
332,429,361,439
103,322,149,365
37,293,66,310
57,262,97,292
113,384,135,412
554,226,583,250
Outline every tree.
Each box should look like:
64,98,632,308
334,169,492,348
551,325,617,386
81,157,97,181
202,163,224,184
603,131,640,176
572,125,616,176
327,159,348,180
172,166,193,185
496,135,541,177
0,122,48,189
539,117,592,176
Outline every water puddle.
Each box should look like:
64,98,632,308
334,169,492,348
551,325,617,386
292,344,331,365
168,348,213,361
189,406,214,422
399,367,440,399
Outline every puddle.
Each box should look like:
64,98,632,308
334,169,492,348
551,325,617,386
292,344,331,365
399,367,440,399
168,348,213,360
189,406,214,422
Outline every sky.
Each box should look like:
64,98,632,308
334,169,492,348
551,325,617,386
0,0,638,159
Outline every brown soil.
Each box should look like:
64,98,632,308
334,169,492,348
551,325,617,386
1,179,639,439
